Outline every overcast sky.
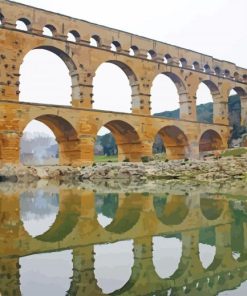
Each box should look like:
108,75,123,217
12,0,247,135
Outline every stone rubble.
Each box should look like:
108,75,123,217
1,154,247,183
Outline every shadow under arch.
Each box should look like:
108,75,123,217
199,129,224,153
98,120,142,162
103,193,144,234
154,125,190,160
22,114,80,165
35,189,82,242
154,195,189,225
200,197,224,220
20,45,80,104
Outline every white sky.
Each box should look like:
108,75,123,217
14,0,247,135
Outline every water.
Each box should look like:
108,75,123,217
0,181,247,296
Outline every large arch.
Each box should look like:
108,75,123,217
21,115,81,165
153,125,189,160
103,194,143,234
196,80,220,123
228,86,247,127
200,198,224,220
151,72,187,116
97,120,142,162
199,129,224,153
35,189,82,242
93,60,138,113
19,46,79,105
154,195,189,225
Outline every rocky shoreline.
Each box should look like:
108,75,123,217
1,154,247,184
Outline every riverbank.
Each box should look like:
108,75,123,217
1,152,247,184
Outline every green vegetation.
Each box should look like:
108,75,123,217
94,155,118,162
221,148,247,157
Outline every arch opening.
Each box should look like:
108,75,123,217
96,120,141,162
19,47,78,105
154,195,189,225
179,58,187,68
0,13,4,25
94,127,118,163
151,72,186,116
129,45,139,56
199,227,216,269
164,54,172,64
147,50,157,60
204,64,211,73
93,61,137,113
20,120,58,166
20,189,59,237
153,235,182,278
21,115,80,166
67,30,80,42
196,82,216,123
199,130,224,153
200,198,224,220
42,24,56,37
20,250,73,296
228,88,247,146
153,126,189,160
111,41,121,52
94,240,134,294
95,194,118,227
90,35,101,47
193,61,200,70
214,66,221,76
16,18,31,31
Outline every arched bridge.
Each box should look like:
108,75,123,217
1,0,247,165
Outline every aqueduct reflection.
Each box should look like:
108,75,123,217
1,187,247,295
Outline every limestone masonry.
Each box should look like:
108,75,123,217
1,0,247,165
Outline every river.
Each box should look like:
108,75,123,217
0,180,246,295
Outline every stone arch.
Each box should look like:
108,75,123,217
154,195,189,225
153,125,189,159
67,30,80,42
90,34,101,47
34,189,82,242
129,45,139,56
19,45,80,105
21,114,81,165
16,17,31,31
200,80,220,97
200,198,224,220
0,12,5,25
103,194,143,234
199,129,224,152
93,60,138,113
97,120,142,161
111,40,121,52
42,24,57,37
227,86,246,127
150,71,187,115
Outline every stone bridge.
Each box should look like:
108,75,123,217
0,0,247,165
0,188,247,295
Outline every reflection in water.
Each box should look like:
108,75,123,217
199,243,216,268
94,240,134,293
95,194,117,227
20,190,59,236
153,236,182,278
20,250,73,296
1,186,247,295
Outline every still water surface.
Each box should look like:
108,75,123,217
1,182,247,295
